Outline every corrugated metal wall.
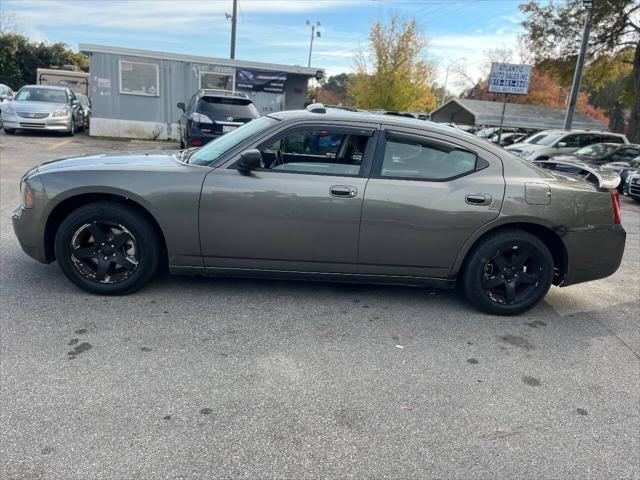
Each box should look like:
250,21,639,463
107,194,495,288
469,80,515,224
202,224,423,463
88,51,310,139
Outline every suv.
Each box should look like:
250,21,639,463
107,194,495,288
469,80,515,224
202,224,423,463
177,89,259,148
505,129,629,161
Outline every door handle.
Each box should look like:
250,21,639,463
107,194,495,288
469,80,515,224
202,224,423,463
465,193,492,205
330,185,357,198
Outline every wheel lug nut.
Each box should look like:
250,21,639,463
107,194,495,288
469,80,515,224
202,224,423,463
103,256,108,260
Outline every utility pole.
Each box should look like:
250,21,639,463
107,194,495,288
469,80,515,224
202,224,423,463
306,20,321,67
229,0,238,59
440,57,466,106
564,0,594,130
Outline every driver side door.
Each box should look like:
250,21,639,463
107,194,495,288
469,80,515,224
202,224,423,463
198,122,379,273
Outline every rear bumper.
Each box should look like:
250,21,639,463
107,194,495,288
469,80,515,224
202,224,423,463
561,224,626,286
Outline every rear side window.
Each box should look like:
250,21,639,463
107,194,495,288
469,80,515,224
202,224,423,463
600,134,624,144
381,136,477,180
197,97,259,118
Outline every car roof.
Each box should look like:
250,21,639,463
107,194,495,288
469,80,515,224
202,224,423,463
20,84,68,91
270,108,471,135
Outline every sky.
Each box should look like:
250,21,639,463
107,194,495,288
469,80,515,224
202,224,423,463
1,0,527,93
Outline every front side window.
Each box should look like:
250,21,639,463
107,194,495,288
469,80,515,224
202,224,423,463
561,134,582,148
119,60,159,96
15,87,67,103
258,129,369,176
381,136,477,180
189,116,275,166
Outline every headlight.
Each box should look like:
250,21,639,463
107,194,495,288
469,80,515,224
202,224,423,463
51,107,70,118
1,104,15,115
20,179,34,208
190,112,213,124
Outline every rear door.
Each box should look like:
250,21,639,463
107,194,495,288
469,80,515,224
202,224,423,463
358,127,505,278
198,122,379,273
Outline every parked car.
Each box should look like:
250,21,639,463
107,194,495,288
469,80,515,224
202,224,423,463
75,93,91,130
623,171,640,201
506,129,629,160
0,83,15,129
1,85,84,135
537,143,640,191
489,132,528,146
0,83,14,102
177,89,259,148
12,105,626,316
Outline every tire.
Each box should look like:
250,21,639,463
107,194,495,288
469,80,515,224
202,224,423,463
54,201,161,295
4,128,15,134
461,229,554,316
66,117,75,136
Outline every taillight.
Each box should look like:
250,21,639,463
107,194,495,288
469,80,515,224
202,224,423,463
192,138,202,146
610,189,621,224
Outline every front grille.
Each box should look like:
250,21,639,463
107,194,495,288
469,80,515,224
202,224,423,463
17,112,49,119
19,122,46,128
629,183,640,197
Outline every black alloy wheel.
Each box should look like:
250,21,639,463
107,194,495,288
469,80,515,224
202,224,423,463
54,201,160,294
461,230,554,315
69,221,139,284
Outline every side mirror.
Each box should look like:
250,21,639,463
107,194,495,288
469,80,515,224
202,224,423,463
177,102,185,111
236,149,262,173
557,142,567,148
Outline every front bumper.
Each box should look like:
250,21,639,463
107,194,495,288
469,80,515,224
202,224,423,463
2,112,71,131
561,224,626,286
12,204,50,264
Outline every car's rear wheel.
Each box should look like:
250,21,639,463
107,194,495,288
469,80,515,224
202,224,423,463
54,202,160,295
461,230,554,315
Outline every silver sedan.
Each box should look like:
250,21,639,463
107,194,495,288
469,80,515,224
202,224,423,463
1,85,84,135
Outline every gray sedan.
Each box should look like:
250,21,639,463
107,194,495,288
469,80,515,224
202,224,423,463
2,85,84,135
11,107,626,315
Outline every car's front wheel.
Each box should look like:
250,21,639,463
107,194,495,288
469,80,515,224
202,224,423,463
461,229,554,315
66,117,76,136
54,202,160,295
4,128,15,134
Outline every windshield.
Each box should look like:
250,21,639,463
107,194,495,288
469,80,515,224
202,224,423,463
575,144,617,157
197,97,259,118
188,116,276,166
15,87,68,103
528,133,563,146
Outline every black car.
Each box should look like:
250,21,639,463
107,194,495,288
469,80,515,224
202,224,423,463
548,143,640,189
177,89,259,148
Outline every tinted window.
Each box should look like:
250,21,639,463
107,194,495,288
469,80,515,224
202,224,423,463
15,87,67,103
260,129,369,176
561,134,582,148
381,137,477,180
613,147,640,159
197,97,259,118
599,134,624,144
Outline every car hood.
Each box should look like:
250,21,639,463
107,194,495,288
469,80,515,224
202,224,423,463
9,101,67,113
36,151,181,174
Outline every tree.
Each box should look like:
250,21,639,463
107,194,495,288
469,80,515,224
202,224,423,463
520,0,640,141
0,32,89,90
347,15,437,112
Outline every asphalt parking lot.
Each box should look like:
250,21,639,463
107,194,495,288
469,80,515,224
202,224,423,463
1,130,639,480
